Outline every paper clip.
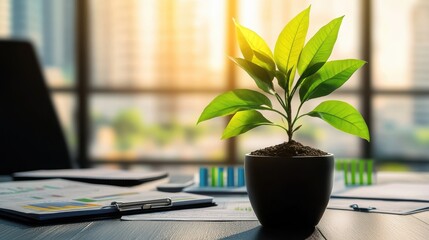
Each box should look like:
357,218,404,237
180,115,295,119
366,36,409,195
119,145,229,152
111,198,172,212
349,204,376,212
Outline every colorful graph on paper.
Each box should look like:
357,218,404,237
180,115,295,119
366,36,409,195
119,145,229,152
24,202,101,212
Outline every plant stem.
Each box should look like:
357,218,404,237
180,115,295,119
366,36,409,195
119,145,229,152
286,75,306,142
273,92,290,137
291,101,304,129
275,93,287,111
286,96,293,142
257,123,289,133
262,107,288,121
290,75,304,98
272,123,289,132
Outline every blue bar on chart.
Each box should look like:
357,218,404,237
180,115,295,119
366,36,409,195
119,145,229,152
197,166,245,188
237,167,245,187
218,167,224,187
227,167,234,187
199,167,208,187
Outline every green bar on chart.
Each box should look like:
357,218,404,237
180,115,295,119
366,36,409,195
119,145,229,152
367,160,373,185
335,159,343,171
351,160,357,185
359,160,364,185
211,167,217,187
343,161,349,186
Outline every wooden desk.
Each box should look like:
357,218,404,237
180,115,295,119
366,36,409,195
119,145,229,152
1,172,429,240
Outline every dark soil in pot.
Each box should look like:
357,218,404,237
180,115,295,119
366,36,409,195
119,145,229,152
250,140,328,157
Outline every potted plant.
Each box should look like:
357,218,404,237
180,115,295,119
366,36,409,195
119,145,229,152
197,6,370,231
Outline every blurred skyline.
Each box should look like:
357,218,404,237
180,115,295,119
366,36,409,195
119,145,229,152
0,0,428,164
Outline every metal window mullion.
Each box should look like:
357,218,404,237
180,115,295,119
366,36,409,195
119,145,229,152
86,88,229,95
76,0,90,168
225,0,238,165
362,0,373,159
49,88,76,93
373,90,429,96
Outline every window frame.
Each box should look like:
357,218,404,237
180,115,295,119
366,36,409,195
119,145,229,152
66,0,429,168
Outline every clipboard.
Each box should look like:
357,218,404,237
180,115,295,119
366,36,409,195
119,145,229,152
0,179,214,223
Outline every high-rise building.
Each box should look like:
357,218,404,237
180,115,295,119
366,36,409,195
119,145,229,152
0,0,10,36
412,0,429,126
89,0,226,89
11,0,43,55
10,0,74,85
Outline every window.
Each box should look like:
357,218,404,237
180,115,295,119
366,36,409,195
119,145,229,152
1,0,428,167
87,0,228,163
87,0,366,164
372,0,429,162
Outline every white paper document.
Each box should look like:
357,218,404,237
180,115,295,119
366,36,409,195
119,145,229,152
122,197,258,221
331,183,429,202
329,182,429,215
13,169,166,179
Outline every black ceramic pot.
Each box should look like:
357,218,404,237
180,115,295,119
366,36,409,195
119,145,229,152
245,154,334,230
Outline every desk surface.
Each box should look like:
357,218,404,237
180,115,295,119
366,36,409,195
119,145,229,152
1,172,429,240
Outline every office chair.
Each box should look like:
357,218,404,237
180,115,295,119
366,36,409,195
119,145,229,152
0,40,72,175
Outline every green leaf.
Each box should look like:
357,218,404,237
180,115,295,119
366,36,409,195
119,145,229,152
274,6,310,89
297,16,344,78
300,59,366,102
222,110,272,139
275,71,287,90
234,20,276,74
308,100,370,141
230,57,274,94
198,89,272,123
